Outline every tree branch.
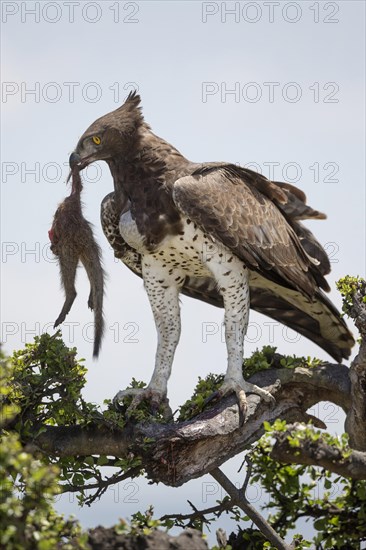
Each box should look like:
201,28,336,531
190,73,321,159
34,425,131,457
159,499,233,527
28,362,357,486
241,456,252,494
343,280,366,450
271,424,366,480
62,466,141,506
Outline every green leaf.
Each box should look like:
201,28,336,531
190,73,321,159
324,478,332,490
97,455,109,466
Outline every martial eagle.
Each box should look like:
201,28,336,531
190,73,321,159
68,92,354,418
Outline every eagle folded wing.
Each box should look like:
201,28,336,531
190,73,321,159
172,164,328,298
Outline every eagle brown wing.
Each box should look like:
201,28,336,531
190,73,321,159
173,164,329,298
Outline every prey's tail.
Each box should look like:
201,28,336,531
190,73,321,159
81,233,105,358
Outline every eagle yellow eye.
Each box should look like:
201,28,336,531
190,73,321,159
92,136,101,145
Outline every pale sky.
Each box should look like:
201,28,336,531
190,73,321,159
1,0,365,544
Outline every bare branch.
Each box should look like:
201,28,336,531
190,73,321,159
210,467,292,550
159,499,233,527
241,456,253,494
62,466,141,505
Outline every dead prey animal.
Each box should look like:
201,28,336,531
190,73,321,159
49,168,105,357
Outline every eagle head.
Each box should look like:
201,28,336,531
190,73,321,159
69,91,143,171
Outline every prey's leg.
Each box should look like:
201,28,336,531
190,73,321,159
54,252,78,328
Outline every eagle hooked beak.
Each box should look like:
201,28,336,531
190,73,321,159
69,150,99,172
68,151,93,180
67,152,82,182
69,152,81,169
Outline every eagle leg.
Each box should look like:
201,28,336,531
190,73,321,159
114,259,183,422
113,387,173,421
205,259,275,423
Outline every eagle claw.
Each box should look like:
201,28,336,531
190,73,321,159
204,378,275,426
113,388,173,421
